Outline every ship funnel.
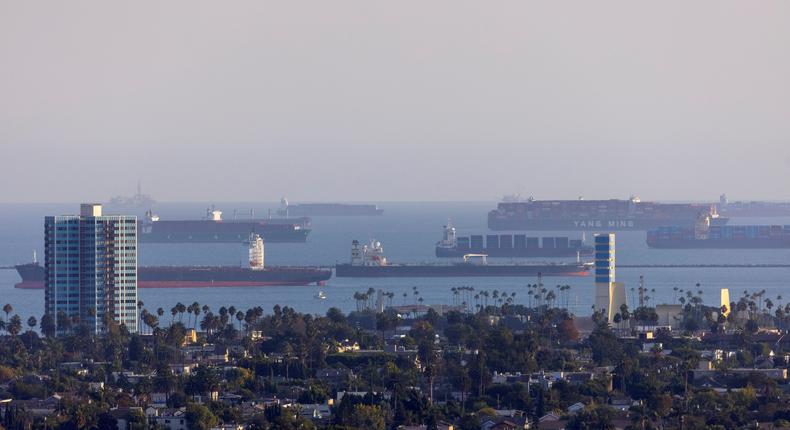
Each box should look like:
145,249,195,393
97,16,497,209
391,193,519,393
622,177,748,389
249,233,265,270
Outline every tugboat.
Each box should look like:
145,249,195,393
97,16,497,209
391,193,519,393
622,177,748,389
335,240,590,278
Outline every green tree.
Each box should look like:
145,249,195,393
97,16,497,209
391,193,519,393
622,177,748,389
185,403,218,430
349,404,386,430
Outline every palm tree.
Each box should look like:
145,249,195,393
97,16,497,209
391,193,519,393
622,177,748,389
195,306,203,329
26,316,37,349
175,302,186,323
8,315,22,337
186,304,194,327
236,311,244,332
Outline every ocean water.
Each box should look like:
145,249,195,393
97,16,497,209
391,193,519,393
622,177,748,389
2,201,790,323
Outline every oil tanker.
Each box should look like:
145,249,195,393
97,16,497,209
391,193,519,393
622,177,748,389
277,198,383,216
335,240,590,278
140,208,311,243
14,235,330,289
647,223,790,249
488,196,723,231
435,223,593,258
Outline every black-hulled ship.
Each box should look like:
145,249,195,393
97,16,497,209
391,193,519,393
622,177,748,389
140,208,311,243
335,240,590,278
488,195,723,231
14,235,330,289
277,198,383,217
435,223,593,258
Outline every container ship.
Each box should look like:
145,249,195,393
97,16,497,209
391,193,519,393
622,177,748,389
277,198,383,217
335,240,590,278
488,196,723,231
140,208,311,243
647,221,790,249
14,235,330,289
435,223,593,258
716,194,790,217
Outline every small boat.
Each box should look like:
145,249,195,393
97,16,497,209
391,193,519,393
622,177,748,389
314,291,327,300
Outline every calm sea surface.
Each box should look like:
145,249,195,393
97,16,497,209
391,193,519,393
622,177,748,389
2,202,790,322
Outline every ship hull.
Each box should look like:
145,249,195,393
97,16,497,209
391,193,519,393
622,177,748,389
335,263,589,278
14,263,331,289
435,246,593,258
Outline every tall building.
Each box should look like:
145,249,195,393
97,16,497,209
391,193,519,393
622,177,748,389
44,204,138,334
594,233,626,323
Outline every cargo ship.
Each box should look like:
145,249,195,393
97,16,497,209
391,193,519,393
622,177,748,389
647,220,790,249
14,235,330,289
277,198,383,217
716,194,790,217
488,196,723,231
140,208,311,243
335,240,590,278
435,223,593,258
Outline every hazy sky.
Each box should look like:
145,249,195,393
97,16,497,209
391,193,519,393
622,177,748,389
1,1,789,203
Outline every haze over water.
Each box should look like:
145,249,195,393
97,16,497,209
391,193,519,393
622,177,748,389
2,201,790,324
1,2,790,328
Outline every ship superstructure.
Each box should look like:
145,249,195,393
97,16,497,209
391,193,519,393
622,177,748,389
488,196,722,231
108,182,156,208
435,223,592,258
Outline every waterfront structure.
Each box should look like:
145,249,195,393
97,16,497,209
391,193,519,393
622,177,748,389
44,204,138,334
593,233,626,323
